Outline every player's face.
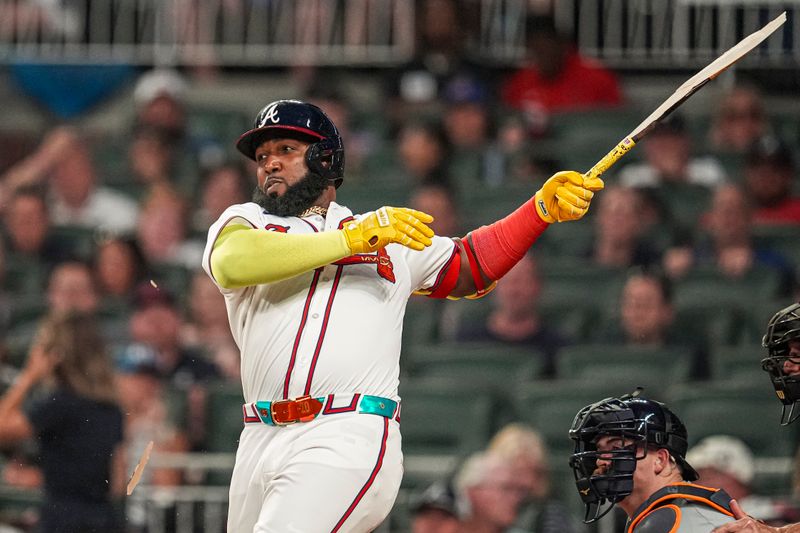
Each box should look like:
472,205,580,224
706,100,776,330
784,340,800,376
254,138,311,197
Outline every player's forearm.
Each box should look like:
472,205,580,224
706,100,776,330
211,225,351,288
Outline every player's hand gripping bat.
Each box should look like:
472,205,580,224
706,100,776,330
583,11,787,181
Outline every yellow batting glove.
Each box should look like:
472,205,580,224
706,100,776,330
533,170,605,223
342,206,435,253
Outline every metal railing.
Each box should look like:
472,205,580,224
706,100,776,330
0,0,415,66
0,0,797,68
478,0,799,67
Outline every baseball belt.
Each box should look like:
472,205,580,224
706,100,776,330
243,393,399,426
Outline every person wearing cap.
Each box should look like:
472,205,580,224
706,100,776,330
569,391,736,531
410,480,459,533
133,68,189,142
115,343,189,529
743,135,800,225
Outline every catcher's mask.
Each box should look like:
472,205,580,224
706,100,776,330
568,390,697,523
762,302,800,425
236,99,345,188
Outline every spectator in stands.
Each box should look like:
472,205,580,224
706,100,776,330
181,270,239,382
129,281,218,388
128,282,218,449
408,182,462,238
441,74,493,187
663,184,795,295
453,451,528,533
2,187,72,268
0,127,138,234
502,15,622,135
133,68,189,143
192,161,251,235
92,236,148,302
619,114,727,232
126,124,180,194
115,343,190,488
708,85,769,154
386,0,484,125
456,253,568,377
394,120,452,187
410,480,459,533
743,135,800,225
136,183,204,270
687,435,785,522
587,185,662,270
620,115,727,190
47,261,99,315
0,312,125,532
487,423,578,533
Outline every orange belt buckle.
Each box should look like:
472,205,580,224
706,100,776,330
270,396,323,425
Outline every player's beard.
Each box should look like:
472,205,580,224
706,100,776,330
252,171,329,217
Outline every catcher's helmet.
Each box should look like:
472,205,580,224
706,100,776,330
762,302,800,425
236,99,345,187
568,390,697,523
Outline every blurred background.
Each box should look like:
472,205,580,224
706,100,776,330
0,0,799,532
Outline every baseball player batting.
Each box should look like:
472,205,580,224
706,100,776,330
202,99,603,532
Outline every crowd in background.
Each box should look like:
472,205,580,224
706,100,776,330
0,2,799,531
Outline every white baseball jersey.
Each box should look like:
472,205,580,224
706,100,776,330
202,201,456,403
202,200,459,532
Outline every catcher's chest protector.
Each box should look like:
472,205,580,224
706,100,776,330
627,483,735,533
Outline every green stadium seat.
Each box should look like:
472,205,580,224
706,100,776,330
668,382,794,456
709,344,766,381
556,344,692,386
398,378,497,456
403,342,546,384
204,384,245,454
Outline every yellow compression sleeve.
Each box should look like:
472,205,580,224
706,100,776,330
210,224,351,288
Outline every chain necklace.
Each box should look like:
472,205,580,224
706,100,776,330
299,205,328,218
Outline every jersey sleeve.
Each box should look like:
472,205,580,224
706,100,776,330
201,203,262,290
400,235,459,293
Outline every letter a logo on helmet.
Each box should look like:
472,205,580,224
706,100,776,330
259,103,281,126
236,99,346,187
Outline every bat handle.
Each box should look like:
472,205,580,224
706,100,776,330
584,137,636,181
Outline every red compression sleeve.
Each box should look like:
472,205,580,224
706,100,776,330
468,198,549,280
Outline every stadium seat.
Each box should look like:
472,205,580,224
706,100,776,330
556,344,692,385
668,382,794,456
203,384,245,454
709,344,766,381
398,378,498,457
403,342,546,384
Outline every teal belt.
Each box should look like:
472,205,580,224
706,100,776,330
243,394,398,426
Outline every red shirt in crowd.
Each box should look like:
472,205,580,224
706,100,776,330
753,198,800,225
502,50,622,113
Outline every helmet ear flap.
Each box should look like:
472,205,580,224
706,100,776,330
306,137,345,187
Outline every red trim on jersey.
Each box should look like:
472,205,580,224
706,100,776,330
331,417,389,533
303,265,344,395
322,393,360,414
207,215,257,284
298,218,319,232
283,269,322,399
428,241,461,298
242,404,260,423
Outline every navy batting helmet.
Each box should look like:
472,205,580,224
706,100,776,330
568,390,697,523
762,302,800,425
236,99,345,187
